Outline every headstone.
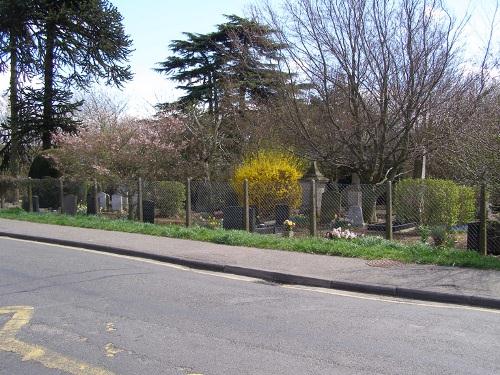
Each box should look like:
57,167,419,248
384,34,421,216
97,192,109,210
143,200,155,224
22,195,40,212
299,161,329,215
320,189,341,224
275,204,290,228
86,193,96,215
222,206,256,231
63,194,77,215
346,174,364,227
111,194,124,212
32,196,40,212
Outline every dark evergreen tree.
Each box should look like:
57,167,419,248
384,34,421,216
156,15,286,114
0,0,38,172
34,0,133,149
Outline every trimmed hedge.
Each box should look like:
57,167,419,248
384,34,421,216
147,181,185,217
394,178,476,226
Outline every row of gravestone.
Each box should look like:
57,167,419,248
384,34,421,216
22,193,157,225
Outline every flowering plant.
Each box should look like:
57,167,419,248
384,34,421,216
325,227,358,240
283,219,296,231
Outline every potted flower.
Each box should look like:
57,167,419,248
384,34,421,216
283,219,296,237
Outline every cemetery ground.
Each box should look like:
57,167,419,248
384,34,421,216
1,208,499,271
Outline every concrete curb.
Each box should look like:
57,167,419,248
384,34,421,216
2,231,499,310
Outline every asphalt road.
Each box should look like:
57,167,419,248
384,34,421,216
0,237,499,375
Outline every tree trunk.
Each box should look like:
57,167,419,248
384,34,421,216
9,33,20,176
42,22,56,150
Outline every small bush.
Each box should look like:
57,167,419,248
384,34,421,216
148,181,185,217
232,150,304,219
394,178,476,226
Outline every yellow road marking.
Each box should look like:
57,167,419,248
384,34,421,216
0,306,114,375
105,323,116,332
104,343,123,358
3,236,500,315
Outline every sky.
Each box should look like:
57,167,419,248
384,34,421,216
0,0,498,117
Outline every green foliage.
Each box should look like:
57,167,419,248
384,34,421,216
156,15,286,113
28,154,61,178
232,150,304,219
429,225,455,247
2,209,500,270
394,179,476,226
148,181,185,217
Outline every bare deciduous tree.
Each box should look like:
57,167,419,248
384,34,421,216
261,0,469,183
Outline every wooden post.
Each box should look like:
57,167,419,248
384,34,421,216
479,183,488,256
385,180,393,241
28,178,33,213
93,179,99,215
310,179,317,236
185,178,192,227
138,177,143,222
59,178,64,214
243,179,250,232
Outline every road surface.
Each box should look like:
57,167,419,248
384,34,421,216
0,237,499,374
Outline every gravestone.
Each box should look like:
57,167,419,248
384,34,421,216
143,200,155,224
86,193,97,215
222,206,256,231
111,194,123,212
22,196,40,212
299,161,329,215
320,189,341,224
97,192,109,210
275,204,290,228
346,174,364,227
63,194,77,215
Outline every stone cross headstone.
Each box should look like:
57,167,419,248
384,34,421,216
299,161,329,215
346,174,364,227
63,194,77,216
111,194,124,212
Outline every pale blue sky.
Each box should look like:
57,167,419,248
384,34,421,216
0,0,498,117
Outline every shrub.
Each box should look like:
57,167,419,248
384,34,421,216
148,181,185,217
232,151,304,219
394,178,476,226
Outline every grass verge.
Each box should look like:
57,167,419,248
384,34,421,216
0,208,499,270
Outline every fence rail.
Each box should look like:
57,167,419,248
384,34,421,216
1,176,498,255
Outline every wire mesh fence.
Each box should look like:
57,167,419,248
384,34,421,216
1,175,497,254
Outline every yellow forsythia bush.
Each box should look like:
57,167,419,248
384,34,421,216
232,151,304,219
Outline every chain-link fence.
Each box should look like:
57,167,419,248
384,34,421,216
1,176,497,255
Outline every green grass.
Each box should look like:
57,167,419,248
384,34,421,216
1,208,499,270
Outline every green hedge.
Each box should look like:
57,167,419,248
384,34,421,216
147,181,185,217
394,178,476,226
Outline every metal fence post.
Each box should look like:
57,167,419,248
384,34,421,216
310,179,317,236
243,179,250,232
59,178,64,214
385,180,393,241
138,177,143,222
186,178,192,227
28,178,33,213
93,179,99,215
479,183,488,256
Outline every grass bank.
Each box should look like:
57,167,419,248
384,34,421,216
0,208,499,270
